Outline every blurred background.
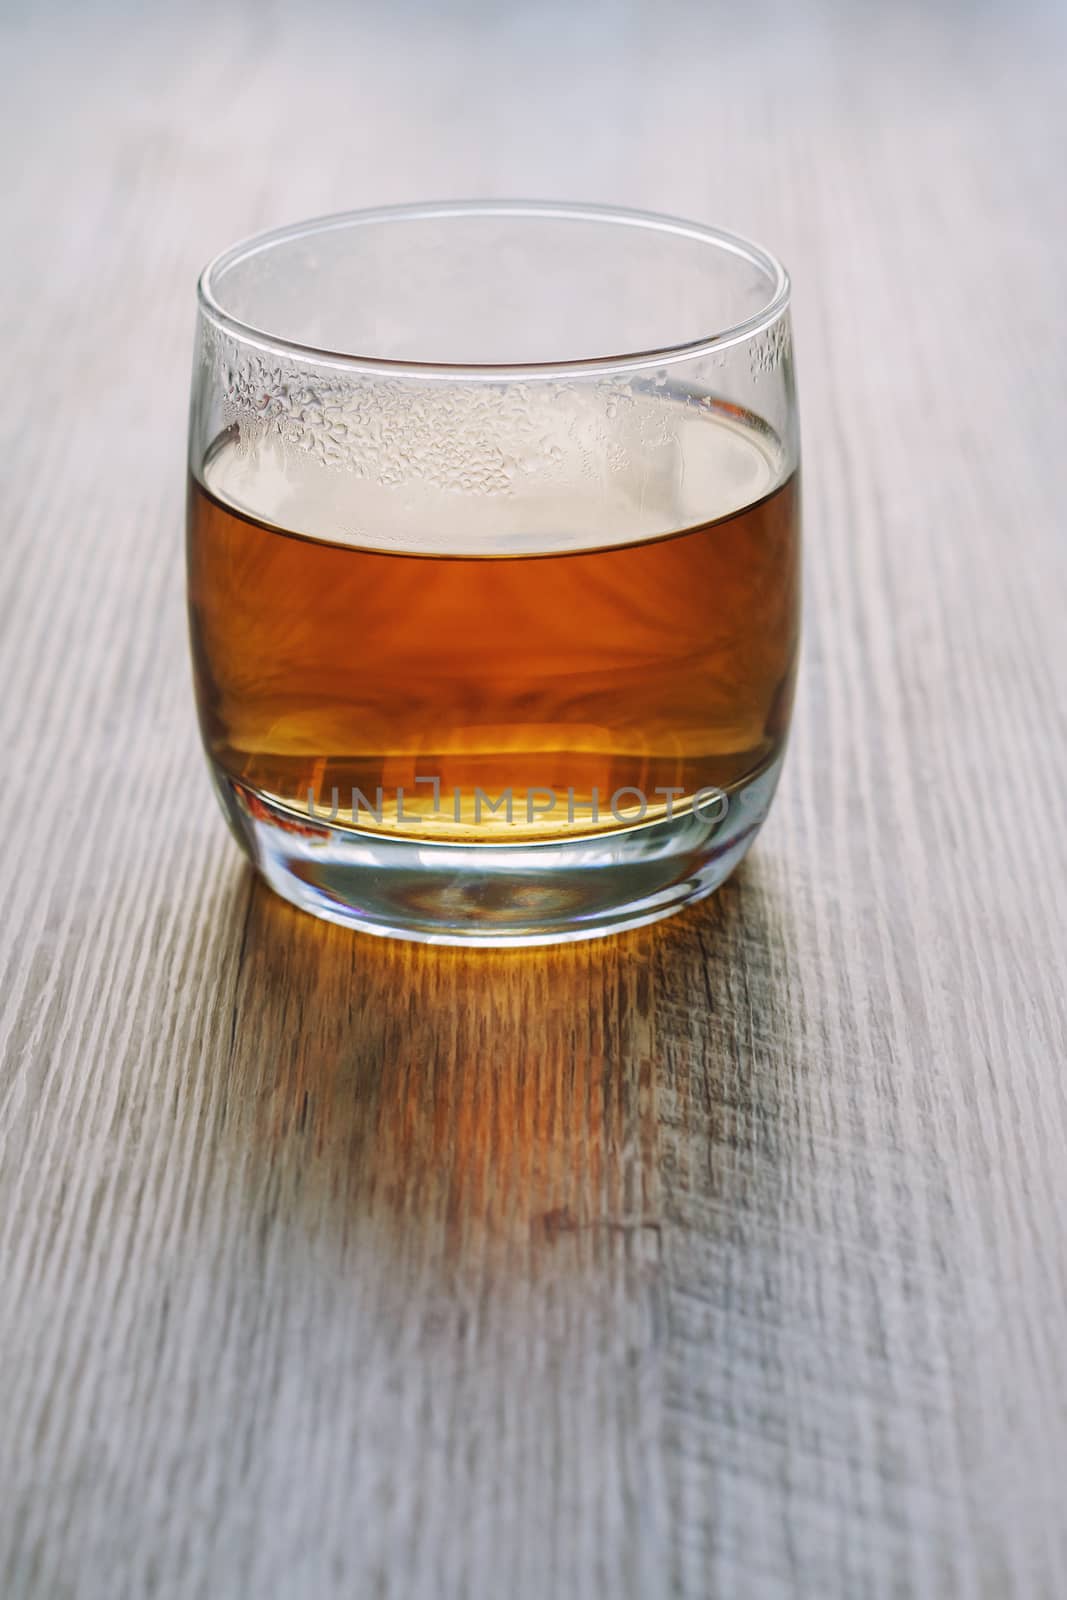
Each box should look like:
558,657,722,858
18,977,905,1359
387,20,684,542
6,0,1063,419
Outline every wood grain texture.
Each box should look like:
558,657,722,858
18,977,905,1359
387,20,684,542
2,1,1066,1595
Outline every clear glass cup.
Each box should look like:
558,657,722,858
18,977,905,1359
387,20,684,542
187,202,800,945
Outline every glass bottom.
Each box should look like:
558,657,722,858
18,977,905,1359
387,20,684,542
211,755,785,947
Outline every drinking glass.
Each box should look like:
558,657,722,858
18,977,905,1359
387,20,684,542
187,202,799,945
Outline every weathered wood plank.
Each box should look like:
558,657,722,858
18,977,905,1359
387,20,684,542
1,1,1065,1595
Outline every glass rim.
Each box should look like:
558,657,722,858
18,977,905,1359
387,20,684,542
197,199,791,380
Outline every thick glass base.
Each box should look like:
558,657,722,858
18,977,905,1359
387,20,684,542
212,756,784,947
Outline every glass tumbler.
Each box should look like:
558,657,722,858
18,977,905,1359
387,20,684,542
187,202,800,945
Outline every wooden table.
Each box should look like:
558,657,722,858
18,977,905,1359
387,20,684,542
3,2,1065,1594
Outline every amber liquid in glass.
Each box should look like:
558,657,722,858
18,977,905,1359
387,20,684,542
188,407,799,841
